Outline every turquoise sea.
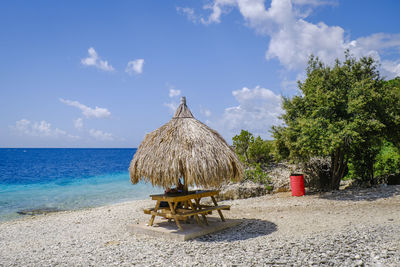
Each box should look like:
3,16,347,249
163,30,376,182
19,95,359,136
0,148,162,222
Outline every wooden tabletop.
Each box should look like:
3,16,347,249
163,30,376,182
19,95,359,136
150,190,220,202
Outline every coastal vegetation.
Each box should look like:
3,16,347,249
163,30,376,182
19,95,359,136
232,130,273,185
233,53,400,191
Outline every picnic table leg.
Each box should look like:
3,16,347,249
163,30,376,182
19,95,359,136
194,198,209,225
183,201,190,223
211,196,225,222
174,201,188,224
149,200,160,226
168,201,183,231
187,200,203,226
171,202,180,223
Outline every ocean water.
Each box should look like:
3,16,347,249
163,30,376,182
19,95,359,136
0,148,162,222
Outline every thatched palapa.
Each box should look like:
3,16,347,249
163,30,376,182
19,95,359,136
129,97,243,189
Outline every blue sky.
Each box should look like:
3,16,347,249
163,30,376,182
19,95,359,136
1,0,400,148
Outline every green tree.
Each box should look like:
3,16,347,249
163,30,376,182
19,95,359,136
232,130,273,185
232,130,254,164
232,130,274,165
374,141,400,178
381,77,400,147
248,136,273,164
385,76,400,90
273,52,400,189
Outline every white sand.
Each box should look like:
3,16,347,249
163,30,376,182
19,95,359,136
0,186,399,266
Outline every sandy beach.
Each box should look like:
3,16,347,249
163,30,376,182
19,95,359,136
1,185,399,266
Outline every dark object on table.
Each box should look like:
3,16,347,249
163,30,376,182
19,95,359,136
165,180,184,194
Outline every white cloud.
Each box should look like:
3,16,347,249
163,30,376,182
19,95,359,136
266,19,346,70
60,98,111,119
220,86,283,139
164,85,181,114
81,47,114,72
200,0,236,25
200,106,212,117
176,7,199,23
352,33,400,52
74,118,83,130
164,102,178,114
13,119,30,134
125,59,144,75
11,119,79,139
381,60,400,78
169,88,181,98
89,129,113,141
281,78,298,92
292,0,337,6
189,0,400,78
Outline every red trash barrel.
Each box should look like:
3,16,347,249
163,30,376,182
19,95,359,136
290,174,305,196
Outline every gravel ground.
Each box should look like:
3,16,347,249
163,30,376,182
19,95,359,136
0,185,399,266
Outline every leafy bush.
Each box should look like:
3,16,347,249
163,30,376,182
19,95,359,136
374,141,400,177
248,137,273,164
244,163,270,184
232,130,253,163
232,130,274,185
232,130,274,165
345,141,400,186
349,144,380,186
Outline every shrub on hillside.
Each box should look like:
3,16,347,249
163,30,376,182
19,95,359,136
243,163,270,185
232,130,274,166
374,141,400,178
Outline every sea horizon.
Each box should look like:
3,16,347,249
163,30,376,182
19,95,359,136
0,148,162,222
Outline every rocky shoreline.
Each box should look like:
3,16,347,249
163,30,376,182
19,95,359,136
0,185,399,266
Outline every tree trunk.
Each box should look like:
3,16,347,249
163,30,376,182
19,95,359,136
330,149,348,190
244,146,250,164
368,158,375,186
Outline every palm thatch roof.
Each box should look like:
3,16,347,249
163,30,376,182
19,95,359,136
129,97,243,189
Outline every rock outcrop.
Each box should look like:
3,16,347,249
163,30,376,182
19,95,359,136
17,207,62,216
267,162,299,193
217,181,268,200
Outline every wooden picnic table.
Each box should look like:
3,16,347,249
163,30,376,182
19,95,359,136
144,190,230,231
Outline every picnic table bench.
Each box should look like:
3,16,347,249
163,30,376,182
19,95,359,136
144,190,229,231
